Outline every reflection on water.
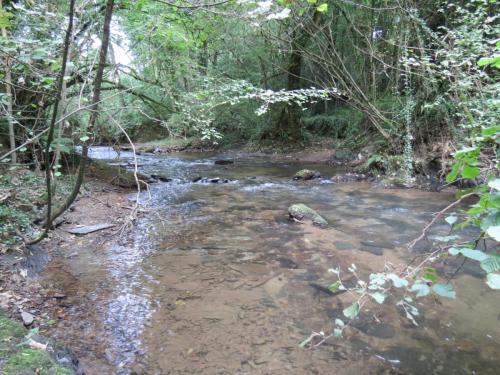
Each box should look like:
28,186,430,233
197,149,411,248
41,147,500,374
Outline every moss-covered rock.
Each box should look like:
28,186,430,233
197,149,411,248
87,158,154,188
293,169,321,181
288,204,328,227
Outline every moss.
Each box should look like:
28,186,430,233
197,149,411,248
0,314,74,374
2,348,73,375
3,348,53,374
293,169,321,180
87,158,152,188
0,318,27,355
288,203,328,227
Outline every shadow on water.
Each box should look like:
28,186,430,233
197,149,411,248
39,147,500,374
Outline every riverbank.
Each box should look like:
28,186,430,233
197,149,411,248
0,176,132,374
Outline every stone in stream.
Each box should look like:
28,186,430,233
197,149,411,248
214,159,234,165
150,174,172,182
192,177,231,184
278,257,299,269
331,173,370,183
288,203,328,227
293,169,321,181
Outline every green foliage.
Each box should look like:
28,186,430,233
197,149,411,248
0,169,74,247
302,107,365,139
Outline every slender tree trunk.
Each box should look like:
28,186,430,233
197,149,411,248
53,56,71,170
47,0,115,226
275,12,320,139
1,0,16,164
258,56,268,89
28,0,76,244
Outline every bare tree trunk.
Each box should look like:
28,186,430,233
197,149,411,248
53,62,70,170
46,0,115,227
28,0,76,244
275,11,320,140
1,0,16,164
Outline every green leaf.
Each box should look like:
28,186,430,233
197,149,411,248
461,165,480,179
387,273,408,288
486,226,500,241
446,162,460,183
316,3,328,12
445,215,458,226
32,48,49,60
79,136,90,142
449,247,489,262
481,212,500,232
482,126,500,137
432,283,456,299
480,255,500,273
486,273,500,289
328,281,341,292
410,283,430,298
343,302,360,319
334,318,344,328
370,292,386,304
455,146,478,156
299,335,314,348
488,193,500,208
489,179,500,191
422,267,438,283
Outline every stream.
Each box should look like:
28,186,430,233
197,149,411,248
39,148,500,374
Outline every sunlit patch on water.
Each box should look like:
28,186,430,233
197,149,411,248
240,182,295,192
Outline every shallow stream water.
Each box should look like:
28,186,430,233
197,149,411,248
40,148,500,374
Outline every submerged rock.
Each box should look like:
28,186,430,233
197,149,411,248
293,169,321,181
331,173,370,183
192,177,231,184
150,174,172,182
214,159,234,165
86,157,155,188
288,203,328,227
278,257,299,269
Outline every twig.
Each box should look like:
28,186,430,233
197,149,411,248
407,192,477,250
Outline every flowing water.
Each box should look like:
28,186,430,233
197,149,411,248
40,148,500,374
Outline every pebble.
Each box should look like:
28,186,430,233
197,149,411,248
21,310,35,325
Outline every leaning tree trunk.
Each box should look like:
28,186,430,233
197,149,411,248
1,0,16,164
28,0,76,244
30,0,115,242
47,0,115,225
